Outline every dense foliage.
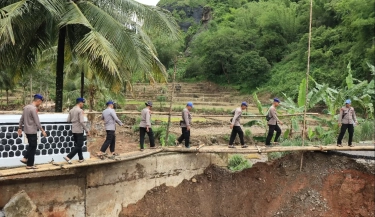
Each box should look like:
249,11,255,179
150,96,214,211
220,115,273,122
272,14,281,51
158,0,374,95
0,0,179,110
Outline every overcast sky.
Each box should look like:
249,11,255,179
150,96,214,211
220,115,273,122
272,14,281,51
135,0,159,5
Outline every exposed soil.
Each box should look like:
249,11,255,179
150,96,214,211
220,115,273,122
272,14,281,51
120,152,375,217
87,128,139,156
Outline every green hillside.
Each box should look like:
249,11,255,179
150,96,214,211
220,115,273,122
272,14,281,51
157,0,375,96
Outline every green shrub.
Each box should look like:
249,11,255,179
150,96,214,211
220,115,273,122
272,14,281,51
136,104,143,112
268,152,285,160
244,129,252,140
153,123,177,146
132,117,142,132
223,134,230,141
228,155,251,172
281,139,302,147
358,120,374,141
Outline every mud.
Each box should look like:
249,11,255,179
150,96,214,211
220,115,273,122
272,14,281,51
120,152,375,217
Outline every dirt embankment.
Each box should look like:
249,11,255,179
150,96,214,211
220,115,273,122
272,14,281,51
120,153,375,217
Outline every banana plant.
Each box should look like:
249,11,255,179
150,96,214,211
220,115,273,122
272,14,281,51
281,77,328,139
315,62,375,120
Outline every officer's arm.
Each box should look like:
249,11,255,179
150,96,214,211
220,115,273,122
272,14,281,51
338,108,343,123
19,112,24,129
184,110,190,126
231,109,240,125
146,111,151,127
31,108,43,131
271,108,280,122
79,110,89,132
112,110,123,126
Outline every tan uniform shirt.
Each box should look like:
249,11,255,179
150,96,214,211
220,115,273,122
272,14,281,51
19,104,42,134
180,108,192,127
67,105,89,133
102,108,123,130
267,105,280,125
139,107,151,128
231,107,242,126
338,107,357,124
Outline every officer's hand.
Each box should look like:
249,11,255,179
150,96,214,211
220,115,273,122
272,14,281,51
279,121,283,125
338,123,342,127
187,126,190,131
18,129,22,137
230,124,234,129
146,127,149,132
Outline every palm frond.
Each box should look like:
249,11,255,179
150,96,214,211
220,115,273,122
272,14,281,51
94,0,180,39
308,84,327,109
75,30,120,74
0,0,29,45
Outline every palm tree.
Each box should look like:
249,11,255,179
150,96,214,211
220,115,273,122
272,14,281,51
0,0,179,111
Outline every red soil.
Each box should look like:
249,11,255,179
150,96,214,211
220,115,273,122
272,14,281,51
120,152,375,217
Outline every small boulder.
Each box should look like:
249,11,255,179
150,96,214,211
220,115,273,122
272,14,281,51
191,178,197,183
210,137,217,144
3,190,44,217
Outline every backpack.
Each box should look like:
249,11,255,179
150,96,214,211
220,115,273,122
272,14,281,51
265,113,271,121
265,108,272,121
229,109,237,123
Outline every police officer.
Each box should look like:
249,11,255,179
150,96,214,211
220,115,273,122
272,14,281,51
228,102,248,148
18,94,47,169
337,99,358,147
139,101,155,151
265,98,283,147
63,98,90,164
176,102,193,148
97,100,124,157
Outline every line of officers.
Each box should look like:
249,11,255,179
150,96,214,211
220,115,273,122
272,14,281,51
17,94,357,168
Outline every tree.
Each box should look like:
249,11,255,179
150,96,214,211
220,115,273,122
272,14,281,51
235,51,271,91
0,69,16,105
0,0,179,111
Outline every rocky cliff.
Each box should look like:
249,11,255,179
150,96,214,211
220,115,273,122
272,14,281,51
159,3,212,32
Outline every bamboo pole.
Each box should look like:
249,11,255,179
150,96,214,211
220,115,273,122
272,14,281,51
165,56,178,145
301,0,314,172
0,149,163,178
0,111,319,117
162,145,375,153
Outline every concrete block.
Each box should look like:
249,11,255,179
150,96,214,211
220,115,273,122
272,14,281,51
86,156,158,187
3,190,44,217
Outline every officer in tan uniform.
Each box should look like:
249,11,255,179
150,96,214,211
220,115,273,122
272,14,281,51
337,99,358,147
228,102,248,148
63,98,90,164
18,94,47,169
176,102,193,148
139,101,155,151
265,98,283,147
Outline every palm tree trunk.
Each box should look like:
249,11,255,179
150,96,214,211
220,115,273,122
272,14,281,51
30,74,32,103
6,89,9,105
81,71,84,97
55,27,66,112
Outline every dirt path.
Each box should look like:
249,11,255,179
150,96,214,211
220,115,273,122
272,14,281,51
120,152,375,217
